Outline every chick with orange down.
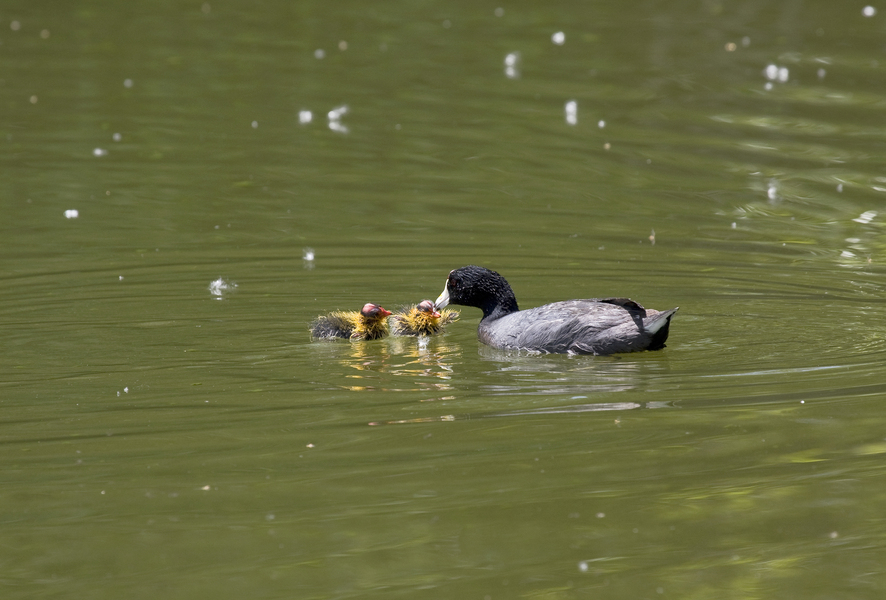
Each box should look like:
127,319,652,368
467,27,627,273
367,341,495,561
310,303,392,340
390,299,459,336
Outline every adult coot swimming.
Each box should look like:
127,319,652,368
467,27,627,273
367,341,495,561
310,303,392,340
390,300,460,336
434,266,677,355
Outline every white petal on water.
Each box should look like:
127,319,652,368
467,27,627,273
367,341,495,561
565,100,578,125
208,278,237,298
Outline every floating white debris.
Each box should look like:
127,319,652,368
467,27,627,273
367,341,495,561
328,105,348,120
251,120,258,129
314,48,325,59
64,209,79,219
494,7,504,17
504,52,520,79
764,64,789,83
837,183,843,192
552,31,565,45
863,6,876,17
123,78,133,88
853,210,877,224
328,105,349,133
112,132,122,141
299,110,313,124
565,100,578,125
208,277,237,298
598,120,605,128
93,148,108,157
303,247,315,261
767,182,778,201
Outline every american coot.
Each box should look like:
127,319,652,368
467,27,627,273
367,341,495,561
434,266,677,355
310,303,392,340
390,299,460,336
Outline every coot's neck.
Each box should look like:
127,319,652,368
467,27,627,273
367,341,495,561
480,291,518,321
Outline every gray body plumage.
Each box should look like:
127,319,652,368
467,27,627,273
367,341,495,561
435,266,677,356
477,299,676,355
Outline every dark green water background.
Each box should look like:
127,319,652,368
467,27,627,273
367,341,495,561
4,1,886,598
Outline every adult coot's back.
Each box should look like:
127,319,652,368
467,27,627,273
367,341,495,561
434,265,677,355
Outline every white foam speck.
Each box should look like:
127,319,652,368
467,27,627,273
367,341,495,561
314,48,325,59
552,31,565,45
565,100,578,125
299,110,313,124
64,209,79,219
303,247,315,261
209,278,237,298
123,78,133,88
93,148,108,157
328,105,348,120
112,132,122,141
504,52,520,79
328,105,349,133
863,6,876,17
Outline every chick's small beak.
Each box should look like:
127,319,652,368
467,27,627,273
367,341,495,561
378,306,392,317
434,283,450,310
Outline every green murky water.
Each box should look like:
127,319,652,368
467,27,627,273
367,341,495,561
4,1,886,598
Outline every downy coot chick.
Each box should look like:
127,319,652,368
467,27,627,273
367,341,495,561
434,266,677,355
310,303,392,341
390,299,459,336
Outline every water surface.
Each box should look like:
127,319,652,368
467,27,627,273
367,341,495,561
3,1,886,598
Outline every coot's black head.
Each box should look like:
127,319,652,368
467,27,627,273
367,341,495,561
434,265,518,319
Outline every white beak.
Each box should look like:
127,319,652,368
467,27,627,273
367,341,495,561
434,283,450,309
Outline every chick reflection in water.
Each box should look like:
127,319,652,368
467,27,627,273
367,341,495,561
390,300,459,336
310,303,392,341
